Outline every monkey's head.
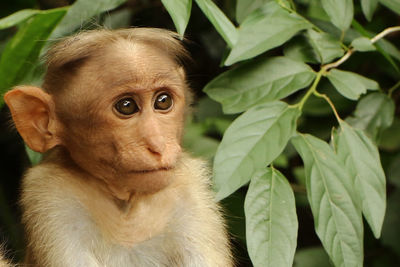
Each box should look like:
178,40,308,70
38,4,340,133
4,28,192,199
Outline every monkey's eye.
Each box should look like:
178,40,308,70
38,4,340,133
154,93,173,111
114,98,139,115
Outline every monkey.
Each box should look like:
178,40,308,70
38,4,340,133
2,28,233,266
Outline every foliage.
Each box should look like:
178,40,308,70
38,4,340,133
0,0,399,266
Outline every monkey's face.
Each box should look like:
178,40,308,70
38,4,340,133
55,42,188,198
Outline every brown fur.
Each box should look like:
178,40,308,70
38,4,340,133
3,28,232,266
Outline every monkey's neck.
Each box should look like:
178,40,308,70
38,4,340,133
80,172,184,246
45,147,187,246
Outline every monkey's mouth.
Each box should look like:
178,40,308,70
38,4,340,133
130,166,174,174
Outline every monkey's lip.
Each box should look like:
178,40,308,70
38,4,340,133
129,166,174,174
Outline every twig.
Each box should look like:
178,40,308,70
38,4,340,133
296,69,325,110
371,26,400,44
323,25,400,71
389,80,400,97
313,91,342,122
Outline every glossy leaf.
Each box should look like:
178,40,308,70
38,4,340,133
351,37,376,52
361,0,379,21
204,56,316,114
235,0,270,24
294,247,331,267
283,35,319,64
336,121,386,238
103,9,132,29
195,0,238,47
321,0,353,31
0,8,67,106
378,39,400,62
161,0,192,35
213,102,300,201
245,168,298,267
225,1,311,65
0,9,39,30
327,69,379,100
379,0,400,15
292,134,363,267
346,92,395,141
51,0,127,38
306,29,344,64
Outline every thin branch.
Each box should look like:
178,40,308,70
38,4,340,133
313,91,342,122
296,69,325,110
323,48,354,71
389,80,400,97
322,25,400,71
371,26,400,44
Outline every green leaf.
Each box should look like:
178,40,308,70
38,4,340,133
321,0,353,31
245,167,298,267
204,56,316,114
379,0,400,15
307,0,330,21
161,0,192,36
235,0,270,24
0,9,39,30
380,118,400,151
194,0,238,47
336,121,386,238
294,247,332,267
291,133,363,267
103,9,132,29
225,1,311,65
377,39,400,62
346,92,395,141
306,29,344,64
327,69,379,100
0,8,67,106
361,0,379,21
213,101,300,201
26,145,42,166
351,37,376,52
283,35,319,64
351,20,400,72
51,0,127,38
183,122,219,160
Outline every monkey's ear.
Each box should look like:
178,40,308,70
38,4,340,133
4,86,61,153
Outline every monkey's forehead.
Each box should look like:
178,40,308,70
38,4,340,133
72,42,181,86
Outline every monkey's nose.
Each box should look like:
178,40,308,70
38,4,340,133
145,134,166,156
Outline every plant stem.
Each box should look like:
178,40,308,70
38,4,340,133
313,91,342,122
297,69,325,110
277,0,323,33
323,48,354,71
290,183,306,193
388,80,400,97
288,0,296,11
322,25,400,71
371,26,400,44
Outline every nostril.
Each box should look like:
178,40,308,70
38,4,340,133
147,146,162,156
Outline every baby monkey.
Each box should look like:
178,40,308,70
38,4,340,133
3,28,232,266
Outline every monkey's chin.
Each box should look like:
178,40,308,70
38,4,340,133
124,169,174,195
